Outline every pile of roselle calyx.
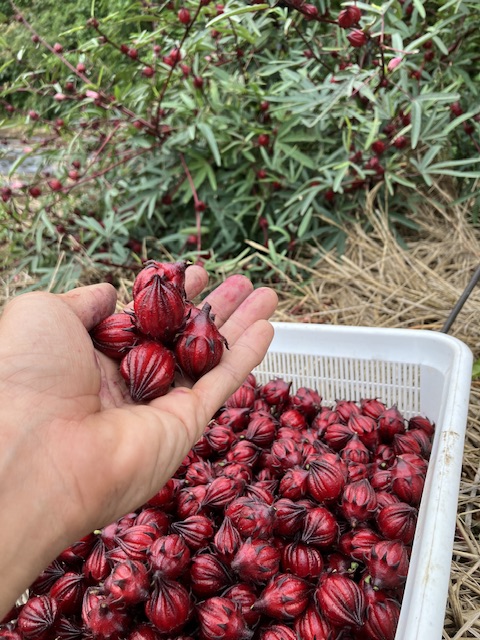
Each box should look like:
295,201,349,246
1,370,436,640
89,259,229,400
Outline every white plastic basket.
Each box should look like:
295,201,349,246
254,322,473,640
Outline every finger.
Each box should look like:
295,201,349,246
219,287,278,346
58,283,118,331
200,274,254,326
192,319,275,423
185,265,209,300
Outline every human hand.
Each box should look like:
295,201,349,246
0,267,277,616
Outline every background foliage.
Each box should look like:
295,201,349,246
1,0,479,290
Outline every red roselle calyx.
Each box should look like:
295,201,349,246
120,341,175,402
174,302,228,380
144,578,191,635
306,454,346,502
171,514,215,551
341,478,378,526
376,502,418,544
134,275,185,342
90,312,137,359
197,597,252,640
231,538,281,584
281,541,324,579
363,594,401,640
149,533,191,578
259,625,297,640
289,386,322,419
226,383,256,409
191,553,232,596
316,572,365,628
17,595,58,639
223,584,261,627
294,603,333,640
260,378,292,406
367,539,410,590
132,260,188,299
213,516,242,561
49,572,85,615
103,560,150,605
225,497,275,540
252,573,310,620
82,588,129,639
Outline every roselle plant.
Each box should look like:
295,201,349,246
0,0,479,290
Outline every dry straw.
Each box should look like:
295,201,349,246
1,181,479,636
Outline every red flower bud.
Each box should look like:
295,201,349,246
171,514,215,551
378,406,405,442
306,454,346,503
203,476,246,509
376,501,418,544
272,498,307,536
289,386,322,419
244,412,278,446
260,378,292,406
223,584,260,627
213,516,242,562
347,29,368,47
338,5,362,28
50,572,85,615
226,383,256,409
294,603,333,640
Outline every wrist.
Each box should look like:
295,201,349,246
0,411,72,618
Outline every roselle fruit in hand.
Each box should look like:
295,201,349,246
174,302,229,381
120,341,176,402
89,260,229,402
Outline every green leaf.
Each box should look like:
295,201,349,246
207,4,269,27
197,123,222,167
473,360,480,380
441,112,477,136
410,101,422,149
297,207,313,237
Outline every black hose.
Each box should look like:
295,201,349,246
441,264,480,334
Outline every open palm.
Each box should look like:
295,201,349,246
0,267,277,613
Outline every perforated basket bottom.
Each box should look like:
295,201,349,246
254,352,421,418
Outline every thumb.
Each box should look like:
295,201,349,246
59,283,118,330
